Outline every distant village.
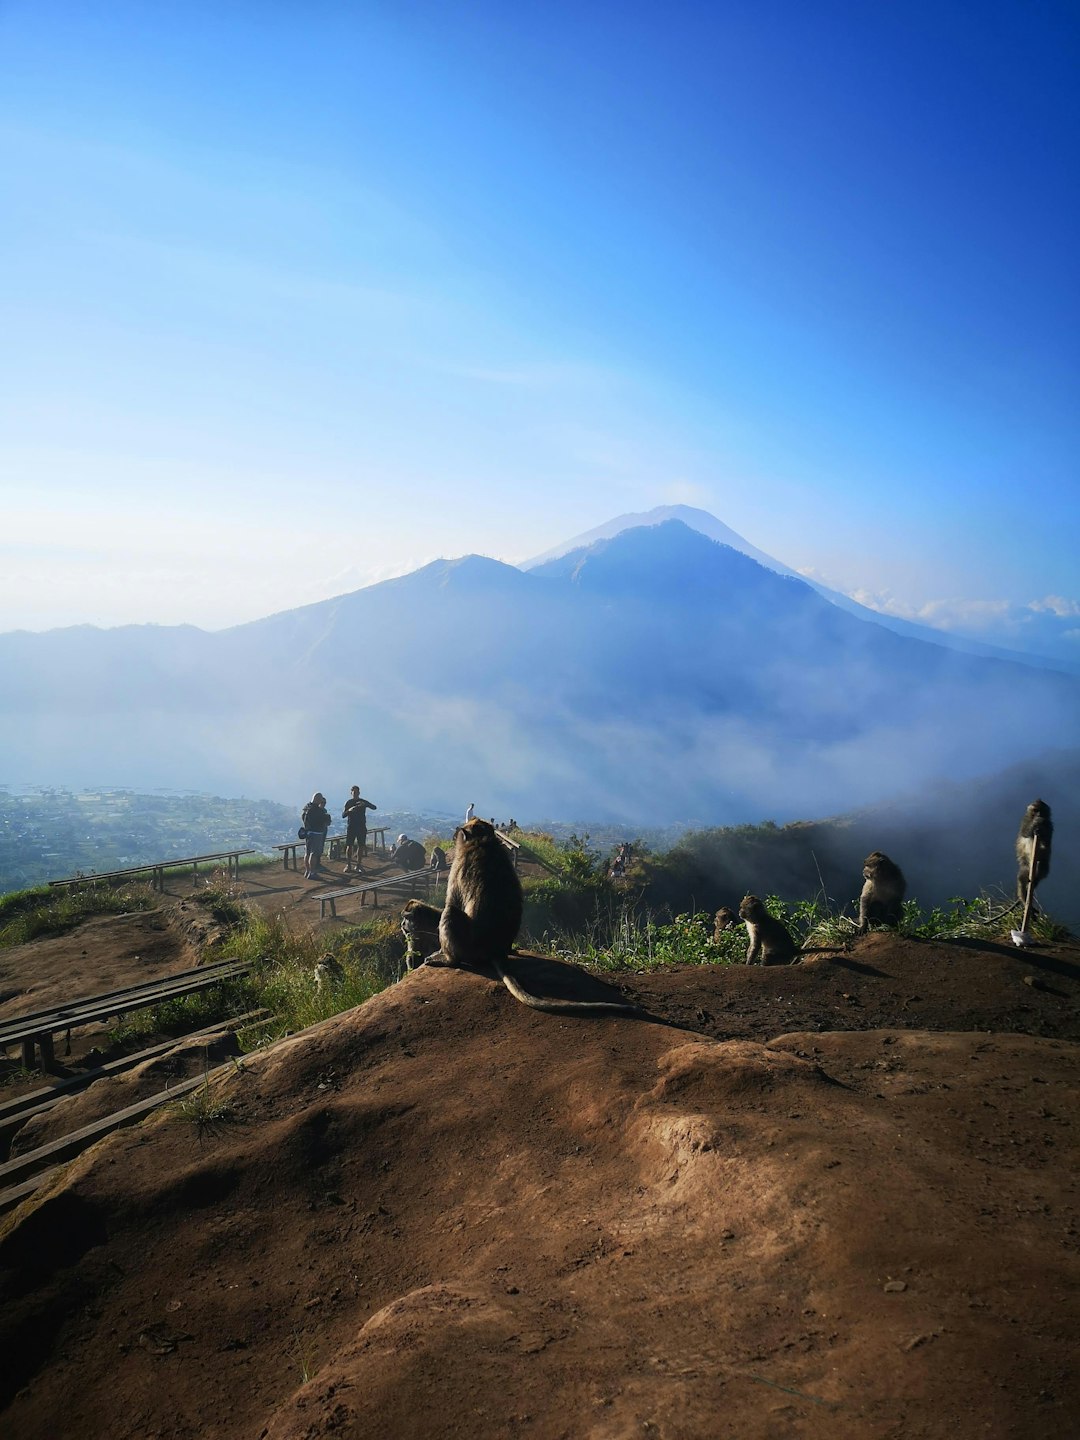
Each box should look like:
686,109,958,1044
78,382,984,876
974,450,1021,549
0,786,695,896
0,788,300,893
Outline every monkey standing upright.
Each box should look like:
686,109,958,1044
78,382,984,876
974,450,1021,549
738,894,799,964
858,852,906,932
1016,799,1053,908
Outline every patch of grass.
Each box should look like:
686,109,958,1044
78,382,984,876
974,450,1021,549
538,885,1070,973
193,899,402,1048
542,903,745,973
190,885,248,929
171,1067,236,1134
0,882,155,948
0,1062,42,1088
105,977,260,1050
293,1326,318,1384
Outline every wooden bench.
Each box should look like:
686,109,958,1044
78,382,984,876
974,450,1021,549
316,870,434,921
49,849,256,892
498,832,522,871
275,835,347,869
0,1008,269,1142
0,959,252,1072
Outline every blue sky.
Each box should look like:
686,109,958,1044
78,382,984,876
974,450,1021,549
1,1,1077,646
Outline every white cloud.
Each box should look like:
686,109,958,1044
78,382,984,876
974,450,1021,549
840,585,1080,662
1029,595,1080,618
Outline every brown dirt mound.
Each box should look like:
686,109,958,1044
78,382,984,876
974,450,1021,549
0,909,195,1025
1,942,1078,1439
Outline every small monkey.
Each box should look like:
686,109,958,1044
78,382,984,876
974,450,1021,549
400,898,442,969
739,894,799,965
1016,799,1053,906
314,953,344,989
435,819,644,1015
858,852,906,932
713,906,738,940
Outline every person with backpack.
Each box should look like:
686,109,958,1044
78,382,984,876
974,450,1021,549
301,792,332,879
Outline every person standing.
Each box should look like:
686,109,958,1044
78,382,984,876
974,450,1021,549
301,792,332,879
342,786,377,874
465,802,475,823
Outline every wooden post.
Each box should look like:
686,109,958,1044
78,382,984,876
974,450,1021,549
1019,833,1039,935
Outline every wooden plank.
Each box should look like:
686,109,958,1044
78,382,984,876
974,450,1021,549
0,1064,236,1190
0,1166,63,1215
0,959,246,1038
0,962,251,1048
314,872,431,920
49,850,256,889
11,968,252,1046
0,1009,269,1131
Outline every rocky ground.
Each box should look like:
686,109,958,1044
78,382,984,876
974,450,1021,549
0,868,1078,1439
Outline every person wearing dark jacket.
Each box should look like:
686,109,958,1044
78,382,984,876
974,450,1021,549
302,793,332,879
342,786,377,873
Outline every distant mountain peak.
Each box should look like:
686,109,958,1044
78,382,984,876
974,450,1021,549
530,519,814,607
522,504,797,577
524,505,1068,673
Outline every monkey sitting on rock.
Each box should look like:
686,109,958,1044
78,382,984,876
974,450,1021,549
738,895,799,965
402,819,643,1015
400,898,442,969
858,852,906,932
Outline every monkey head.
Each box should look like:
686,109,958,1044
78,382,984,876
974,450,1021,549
458,817,499,847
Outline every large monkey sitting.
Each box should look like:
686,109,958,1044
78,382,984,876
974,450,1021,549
403,819,642,1015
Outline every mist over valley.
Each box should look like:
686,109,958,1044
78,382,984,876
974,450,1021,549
2,513,1076,920
2,517,1077,821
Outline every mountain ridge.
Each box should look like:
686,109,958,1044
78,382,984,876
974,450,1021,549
1,519,1076,822
525,503,1074,673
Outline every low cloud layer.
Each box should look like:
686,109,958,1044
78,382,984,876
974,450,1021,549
845,588,1080,662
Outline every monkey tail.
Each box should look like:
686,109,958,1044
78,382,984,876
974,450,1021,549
491,958,645,1016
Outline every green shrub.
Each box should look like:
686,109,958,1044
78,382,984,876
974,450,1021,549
0,882,154,948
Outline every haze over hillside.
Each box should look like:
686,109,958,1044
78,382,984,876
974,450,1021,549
1,518,1077,827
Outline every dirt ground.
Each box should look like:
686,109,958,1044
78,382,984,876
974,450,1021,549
0,855,420,1086
1,874,1078,1438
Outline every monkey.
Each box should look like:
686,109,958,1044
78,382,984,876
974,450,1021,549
713,906,738,940
431,818,644,1015
858,852,906,932
400,898,442,969
429,844,449,872
1016,799,1053,905
738,894,800,964
314,953,345,989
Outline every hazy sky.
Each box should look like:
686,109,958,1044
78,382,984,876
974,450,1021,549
2,1,1077,635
